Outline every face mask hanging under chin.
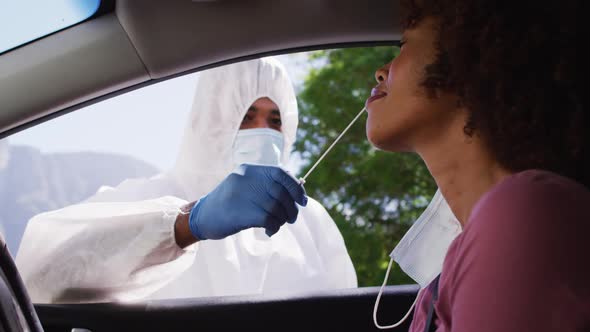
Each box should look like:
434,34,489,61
391,190,461,288
373,190,462,329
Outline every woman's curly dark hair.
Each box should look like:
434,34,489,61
401,0,588,187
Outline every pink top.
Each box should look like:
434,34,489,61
409,170,590,332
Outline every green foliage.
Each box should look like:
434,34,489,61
296,46,437,286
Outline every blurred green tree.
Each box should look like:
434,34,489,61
295,46,437,286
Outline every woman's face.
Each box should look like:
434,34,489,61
366,17,461,152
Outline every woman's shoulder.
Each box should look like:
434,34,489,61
493,169,587,195
502,169,586,190
444,169,590,291
466,169,590,240
473,169,589,219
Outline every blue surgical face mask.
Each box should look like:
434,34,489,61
232,128,284,169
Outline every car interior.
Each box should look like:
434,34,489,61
0,1,419,331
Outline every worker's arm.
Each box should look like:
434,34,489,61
16,164,306,303
174,201,198,248
16,196,195,304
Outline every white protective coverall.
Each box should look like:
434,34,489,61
16,57,357,303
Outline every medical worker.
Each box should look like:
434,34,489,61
16,57,357,303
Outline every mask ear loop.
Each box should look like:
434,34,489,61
373,257,422,329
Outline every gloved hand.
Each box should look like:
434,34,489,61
188,164,308,240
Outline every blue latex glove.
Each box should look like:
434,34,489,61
188,164,308,240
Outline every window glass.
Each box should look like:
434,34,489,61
1,47,434,303
0,0,101,54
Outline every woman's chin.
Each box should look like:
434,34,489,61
366,130,392,151
366,127,409,152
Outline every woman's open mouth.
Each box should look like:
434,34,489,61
366,88,387,107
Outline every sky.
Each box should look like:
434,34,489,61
7,53,315,174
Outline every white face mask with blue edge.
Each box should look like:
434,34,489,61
374,190,462,329
232,128,284,169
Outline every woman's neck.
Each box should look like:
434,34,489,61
419,131,511,226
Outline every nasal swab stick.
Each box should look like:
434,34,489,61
299,107,367,184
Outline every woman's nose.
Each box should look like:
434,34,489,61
374,62,390,83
